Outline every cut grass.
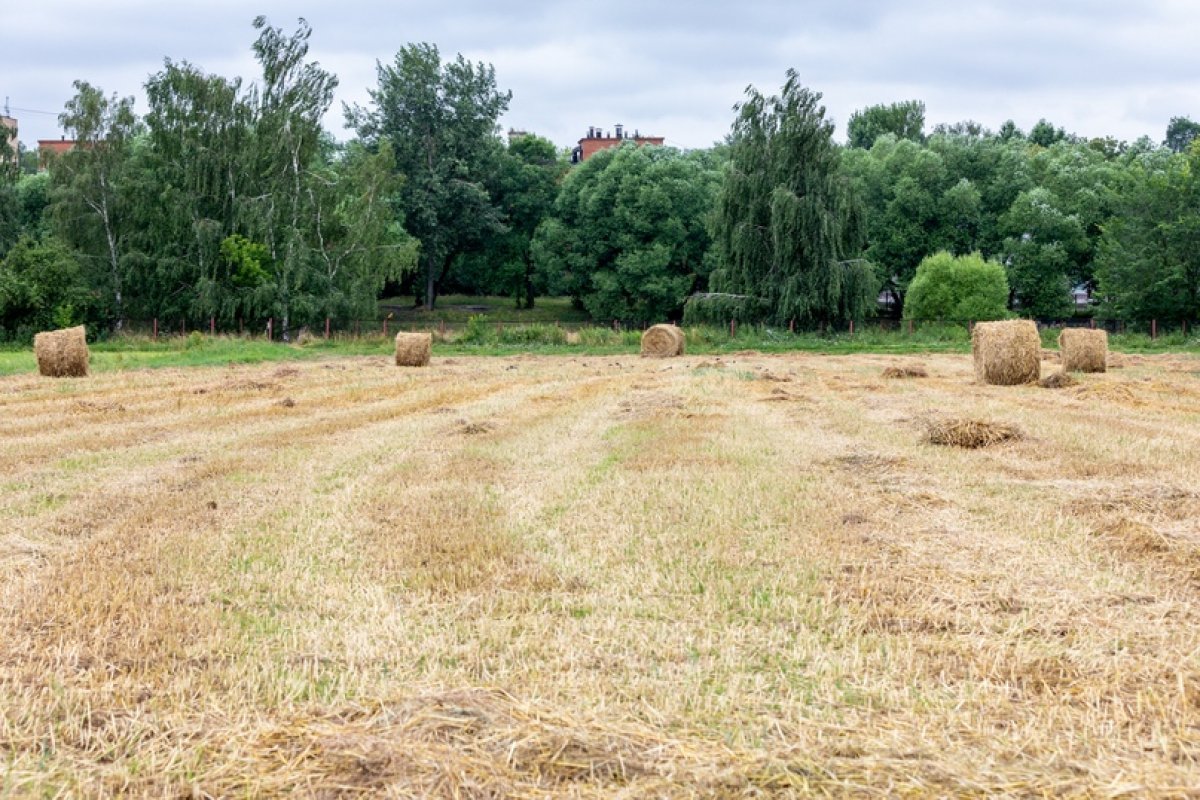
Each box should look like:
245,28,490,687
3,351,1200,793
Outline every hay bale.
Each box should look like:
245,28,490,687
1039,371,1077,389
640,324,685,358
971,320,1040,385
1058,328,1107,373
394,331,431,367
925,417,1024,449
33,325,89,378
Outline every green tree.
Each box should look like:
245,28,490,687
349,42,511,310
0,234,95,339
306,140,418,323
245,15,339,334
49,81,141,326
1028,119,1069,148
903,251,1008,321
846,100,925,149
1000,187,1086,317
141,59,254,324
532,144,718,322
708,71,876,327
1095,147,1200,321
1164,116,1200,154
452,134,565,307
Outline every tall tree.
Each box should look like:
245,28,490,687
245,15,339,334
1000,187,1087,317
1164,116,1200,154
51,81,141,326
708,70,875,327
349,43,511,309
1096,147,1200,321
532,144,718,322
141,60,254,324
846,100,926,149
452,134,565,307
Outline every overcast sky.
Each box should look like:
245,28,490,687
4,1,1198,152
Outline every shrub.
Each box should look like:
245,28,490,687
904,251,1008,322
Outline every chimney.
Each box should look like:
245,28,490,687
615,123,624,139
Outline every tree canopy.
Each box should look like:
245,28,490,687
705,70,876,327
349,42,511,310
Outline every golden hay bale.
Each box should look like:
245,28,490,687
33,325,89,378
394,331,431,367
640,324,685,358
971,320,1040,385
924,417,1023,449
882,364,928,379
1058,328,1107,373
1038,371,1077,389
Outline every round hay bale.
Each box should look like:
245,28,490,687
1058,328,1107,373
34,325,89,378
394,331,432,367
640,324,684,358
971,320,1040,385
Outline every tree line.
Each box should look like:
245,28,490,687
1,18,1198,341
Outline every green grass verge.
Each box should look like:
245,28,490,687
2,324,1197,378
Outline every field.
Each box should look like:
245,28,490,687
2,349,1200,795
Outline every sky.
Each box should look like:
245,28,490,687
3,0,1199,153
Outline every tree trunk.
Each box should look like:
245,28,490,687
522,256,536,309
423,262,437,311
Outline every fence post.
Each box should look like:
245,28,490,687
612,319,618,331
440,319,446,336
1151,319,1157,339
849,319,855,336
788,318,794,334
181,319,185,337
267,317,273,341
209,316,215,336
730,318,737,338
383,318,389,337
325,317,331,339
153,318,158,341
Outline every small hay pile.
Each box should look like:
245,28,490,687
640,324,685,358
1059,328,1108,373
1091,518,1170,556
924,417,1024,449
394,331,432,367
1039,371,1077,389
1073,382,1142,405
882,364,929,379
33,325,89,378
972,320,1040,385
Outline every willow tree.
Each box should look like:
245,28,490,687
706,70,876,327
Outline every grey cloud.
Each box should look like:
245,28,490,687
3,1,1197,150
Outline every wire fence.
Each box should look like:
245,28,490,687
112,314,1199,343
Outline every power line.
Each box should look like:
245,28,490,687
7,106,60,117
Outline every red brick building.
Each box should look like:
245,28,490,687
37,137,79,171
572,124,665,163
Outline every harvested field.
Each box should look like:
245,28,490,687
2,351,1200,795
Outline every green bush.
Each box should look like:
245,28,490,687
904,251,1009,322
